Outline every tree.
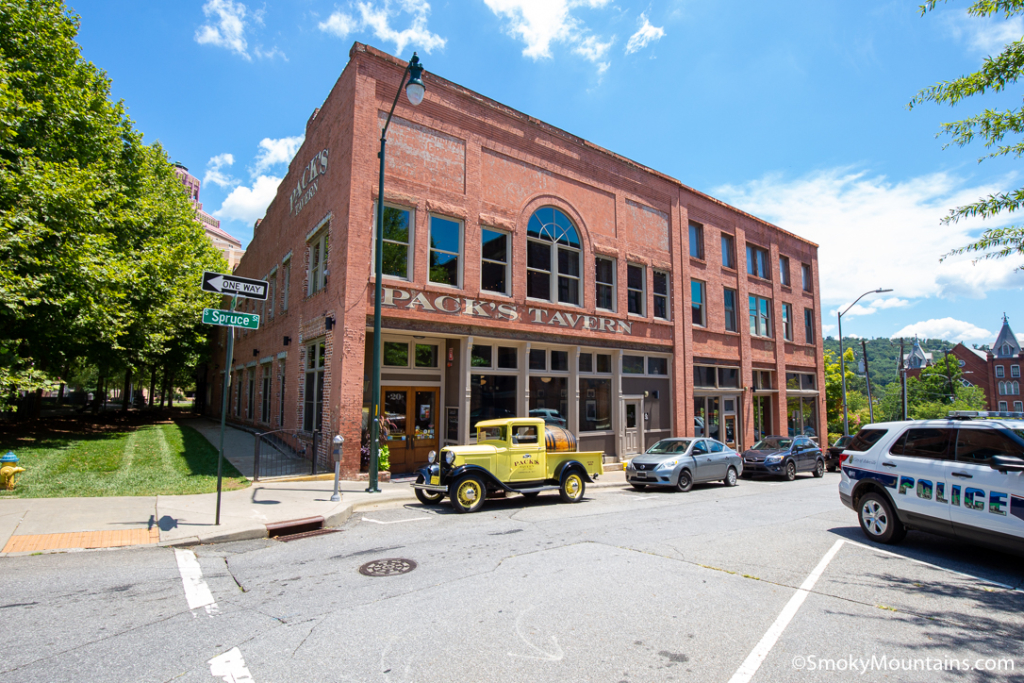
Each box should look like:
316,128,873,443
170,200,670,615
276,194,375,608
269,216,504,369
824,348,856,436
912,1,1024,267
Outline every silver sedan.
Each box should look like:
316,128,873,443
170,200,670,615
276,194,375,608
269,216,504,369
625,438,743,492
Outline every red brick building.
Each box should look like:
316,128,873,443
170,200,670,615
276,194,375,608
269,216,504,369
949,316,1023,412
205,44,825,477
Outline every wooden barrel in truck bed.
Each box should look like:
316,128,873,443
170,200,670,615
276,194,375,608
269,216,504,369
544,425,577,453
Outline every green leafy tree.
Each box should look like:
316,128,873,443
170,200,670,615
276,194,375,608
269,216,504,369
911,0,1024,266
824,348,856,435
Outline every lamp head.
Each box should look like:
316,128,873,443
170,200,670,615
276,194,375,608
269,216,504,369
876,288,893,294
405,53,425,106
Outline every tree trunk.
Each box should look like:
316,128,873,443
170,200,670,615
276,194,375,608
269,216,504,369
121,368,132,413
148,367,156,408
162,365,171,408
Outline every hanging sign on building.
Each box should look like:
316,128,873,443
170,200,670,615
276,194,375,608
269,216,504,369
379,286,634,335
290,148,329,217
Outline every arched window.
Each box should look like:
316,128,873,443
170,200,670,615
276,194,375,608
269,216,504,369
526,207,581,305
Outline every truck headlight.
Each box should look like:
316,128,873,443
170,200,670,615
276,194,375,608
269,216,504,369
445,451,456,465
764,455,783,465
656,459,678,471
427,450,436,464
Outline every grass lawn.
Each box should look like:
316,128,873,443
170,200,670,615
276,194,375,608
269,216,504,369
0,419,249,498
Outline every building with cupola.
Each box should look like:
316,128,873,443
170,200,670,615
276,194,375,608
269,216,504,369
948,315,1023,412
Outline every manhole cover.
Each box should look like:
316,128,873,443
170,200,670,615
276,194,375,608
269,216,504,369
358,558,417,577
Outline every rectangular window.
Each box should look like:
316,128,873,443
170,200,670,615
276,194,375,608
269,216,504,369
753,371,773,390
307,226,328,296
303,341,325,433
653,270,669,320
996,366,1005,378
648,357,668,375
689,222,704,259
428,216,462,286
1013,365,1021,378
595,256,615,311
481,228,509,294
470,374,517,430
1016,401,1024,412
691,280,706,327
378,205,412,279
622,355,645,374
721,234,736,269
694,366,716,387
261,364,271,423
627,264,645,316
801,263,812,291
804,308,815,343
246,368,255,420
779,255,790,286
268,272,276,320
749,295,772,337
529,348,546,370
384,341,410,367
278,361,286,427
718,367,739,388
529,376,568,426
596,354,611,373
579,378,612,431
999,400,1009,411
551,350,569,372
746,244,770,279
579,353,593,373
282,258,290,311
471,344,492,368
724,288,737,332
495,346,517,369
889,428,955,460
415,343,438,368
782,303,793,341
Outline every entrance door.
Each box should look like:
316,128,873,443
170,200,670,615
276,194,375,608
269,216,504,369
623,399,642,456
723,415,738,450
382,387,439,473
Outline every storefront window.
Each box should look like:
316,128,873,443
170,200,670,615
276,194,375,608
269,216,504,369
787,396,819,437
551,350,568,371
529,348,545,370
580,378,612,431
694,396,720,440
623,355,644,374
596,354,611,373
579,353,593,373
470,375,517,430
694,366,715,387
529,377,568,427
718,367,739,388
497,346,517,369
471,345,492,367
648,357,668,375
384,341,409,367
415,344,438,368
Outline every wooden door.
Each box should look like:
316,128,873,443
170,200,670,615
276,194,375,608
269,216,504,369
382,387,439,474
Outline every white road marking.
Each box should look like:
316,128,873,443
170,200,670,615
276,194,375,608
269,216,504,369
174,548,219,616
624,494,657,500
209,647,255,682
508,607,564,661
361,516,430,525
844,540,1020,591
727,539,844,683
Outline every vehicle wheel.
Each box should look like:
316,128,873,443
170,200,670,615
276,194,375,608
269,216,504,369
415,475,443,505
784,460,797,481
450,474,487,513
812,459,825,478
858,492,906,544
630,483,647,491
723,467,738,487
522,491,540,499
675,469,693,493
559,471,585,503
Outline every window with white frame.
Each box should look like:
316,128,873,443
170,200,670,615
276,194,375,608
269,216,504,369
377,205,413,280
1013,365,1020,378
385,339,440,368
627,263,645,316
303,341,325,433
595,256,615,311
997,365,1006,378
782,303,794,341
691,279,706,327
999,401,1009,411
526,207,581,305
724,288,737,332
749,295,772,337
481,228,509,294
779,255,791,286
429,215,462,286
1015,401,1023,411
654,270,670,320
307,225,328,296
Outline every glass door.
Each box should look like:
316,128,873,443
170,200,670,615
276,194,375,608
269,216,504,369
382,387,440,473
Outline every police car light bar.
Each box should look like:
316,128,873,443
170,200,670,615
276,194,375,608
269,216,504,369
948,410,1024,420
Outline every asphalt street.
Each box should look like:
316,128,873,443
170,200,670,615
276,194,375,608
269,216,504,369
2,473,1023,683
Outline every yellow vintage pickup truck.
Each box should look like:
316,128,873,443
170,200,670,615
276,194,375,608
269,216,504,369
411,417,605,513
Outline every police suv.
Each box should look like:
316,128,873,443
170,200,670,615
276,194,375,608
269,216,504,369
839,411,1024,555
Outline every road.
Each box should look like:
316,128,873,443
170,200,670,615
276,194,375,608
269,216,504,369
2,474,1023,683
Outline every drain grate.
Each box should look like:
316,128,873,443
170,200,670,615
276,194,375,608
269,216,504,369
275,528,341,543
358,558,417,577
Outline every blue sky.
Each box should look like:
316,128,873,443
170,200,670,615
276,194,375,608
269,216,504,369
70,0,1024,346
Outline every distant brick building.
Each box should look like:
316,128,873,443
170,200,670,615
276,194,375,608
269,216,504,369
174,162,244,271
948,315,1023,412
205,43,826,477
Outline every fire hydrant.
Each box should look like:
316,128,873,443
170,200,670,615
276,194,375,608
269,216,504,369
1,451,24,491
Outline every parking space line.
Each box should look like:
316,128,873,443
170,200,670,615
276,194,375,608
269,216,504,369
844,540,1020,592
174,548,219,616
361,516,431,525
209,647,255,682
727,539,844,683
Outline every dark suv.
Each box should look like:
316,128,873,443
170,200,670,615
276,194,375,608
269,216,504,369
741,435,825,480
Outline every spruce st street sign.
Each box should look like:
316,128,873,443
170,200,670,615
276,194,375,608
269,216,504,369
201,271,269,300
203,308,260,330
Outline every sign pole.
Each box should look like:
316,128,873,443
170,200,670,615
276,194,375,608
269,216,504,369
215,294,238,525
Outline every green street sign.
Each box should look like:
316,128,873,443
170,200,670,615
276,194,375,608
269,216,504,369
203,308,260,330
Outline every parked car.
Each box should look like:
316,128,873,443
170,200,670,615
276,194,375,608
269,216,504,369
741,435,825,480
625,437,742,491
825,435,854,472
839,411,1024,554
529,408,567,427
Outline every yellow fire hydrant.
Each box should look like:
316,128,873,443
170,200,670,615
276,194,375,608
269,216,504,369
1,451,24,491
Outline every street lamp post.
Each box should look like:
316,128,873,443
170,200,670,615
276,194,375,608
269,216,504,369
368,54,425,494
838,288,893,437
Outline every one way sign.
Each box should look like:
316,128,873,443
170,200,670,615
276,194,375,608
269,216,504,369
202,271,269,301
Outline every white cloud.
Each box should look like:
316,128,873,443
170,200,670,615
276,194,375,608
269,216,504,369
251,136,304,178
892,317,994,342
713,167,1024,306
573,35,612,74
214,175,283,224
625,12,665,54
319,11,359,38
204,153,238,188
355,1,446,55
822,323,837,335
944,11,1023,54
254,45,287,61
196,0,250,59
483,0,613,69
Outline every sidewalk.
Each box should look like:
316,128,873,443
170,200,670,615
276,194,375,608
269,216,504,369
0,419,627,556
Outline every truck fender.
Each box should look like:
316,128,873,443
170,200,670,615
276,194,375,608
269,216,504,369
414,465,432,483
554,460,594,484
448,464,512,492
